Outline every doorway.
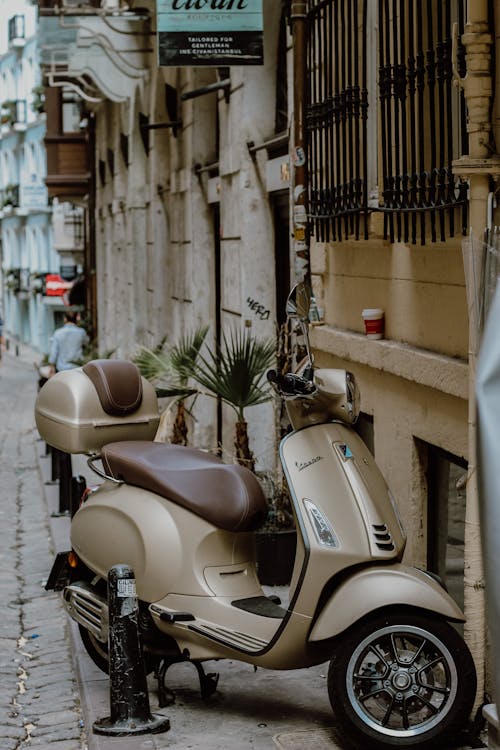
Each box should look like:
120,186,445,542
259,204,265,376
425,444,468,610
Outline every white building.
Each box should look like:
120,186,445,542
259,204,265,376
0,0,82,354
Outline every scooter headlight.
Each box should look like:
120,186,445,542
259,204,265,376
345,371,360,423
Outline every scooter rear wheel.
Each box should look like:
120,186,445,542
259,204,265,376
78,623,158,677
327,610,476,749
78,624,109,674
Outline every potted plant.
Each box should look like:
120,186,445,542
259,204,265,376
254,469,297,585
1,101,14,125
31,85,45,115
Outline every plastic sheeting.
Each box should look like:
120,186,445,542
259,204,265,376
477,278,500,707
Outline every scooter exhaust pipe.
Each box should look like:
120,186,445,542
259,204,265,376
63,581,108,642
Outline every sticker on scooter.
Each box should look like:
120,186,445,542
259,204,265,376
335,443,353,460
117,579,136,598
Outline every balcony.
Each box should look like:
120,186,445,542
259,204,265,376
38,6,150,104
1,100,27,132
8,15,25,48
44,87,90,199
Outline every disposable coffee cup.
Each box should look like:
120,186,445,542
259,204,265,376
362,308,384,339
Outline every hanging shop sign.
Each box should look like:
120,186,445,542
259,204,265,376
157,0,263,67
45,274,73,297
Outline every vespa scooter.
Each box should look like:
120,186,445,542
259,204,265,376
38,283,477,749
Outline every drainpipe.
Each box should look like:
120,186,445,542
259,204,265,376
87,112,98,341
453,0,497,710
290,0,310,287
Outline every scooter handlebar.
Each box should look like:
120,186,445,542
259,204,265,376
267,369,315,396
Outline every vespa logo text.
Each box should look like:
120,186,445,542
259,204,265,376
295,456,323,472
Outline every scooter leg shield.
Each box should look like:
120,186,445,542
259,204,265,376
309,563,464,642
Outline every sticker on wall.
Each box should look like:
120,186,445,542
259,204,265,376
294,185,306,203
293,147,306,167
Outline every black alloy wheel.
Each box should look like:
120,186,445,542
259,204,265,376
328,611,476,749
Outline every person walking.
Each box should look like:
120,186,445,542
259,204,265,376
48,311,88,375
47,311,89,514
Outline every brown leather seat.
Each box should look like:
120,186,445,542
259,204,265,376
101,441,268,533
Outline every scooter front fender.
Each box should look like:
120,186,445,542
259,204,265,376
309,563,465,642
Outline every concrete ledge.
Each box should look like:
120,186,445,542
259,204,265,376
311,325,469,401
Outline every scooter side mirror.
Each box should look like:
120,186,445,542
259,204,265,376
286,283,311,323
286,283,314,375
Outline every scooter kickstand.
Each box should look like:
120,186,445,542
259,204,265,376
194,661,219,700
155,659,176,708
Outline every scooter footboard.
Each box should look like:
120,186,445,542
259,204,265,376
309,563,465,642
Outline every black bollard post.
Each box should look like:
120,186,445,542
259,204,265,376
50,446,60,483
93,565,170,737
58,451,72,514
70,475,86,518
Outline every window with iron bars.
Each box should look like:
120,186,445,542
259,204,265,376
306,0,469,245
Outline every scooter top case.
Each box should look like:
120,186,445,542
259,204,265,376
35,359,160,453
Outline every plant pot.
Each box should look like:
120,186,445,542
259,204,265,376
255,529,297,586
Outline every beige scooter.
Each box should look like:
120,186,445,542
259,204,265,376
38,284,476,749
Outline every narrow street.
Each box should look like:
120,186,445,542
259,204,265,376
0,346,85,749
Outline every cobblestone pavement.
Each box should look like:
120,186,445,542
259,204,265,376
0,347,86,750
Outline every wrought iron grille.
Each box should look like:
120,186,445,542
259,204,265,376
306,0,469,245
307,0,369,241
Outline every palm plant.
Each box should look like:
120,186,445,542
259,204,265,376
132,326,208,445
164,326,208,444
132,336,169,382
191,328,275,472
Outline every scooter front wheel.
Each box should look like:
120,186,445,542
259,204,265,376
327,611,476,749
